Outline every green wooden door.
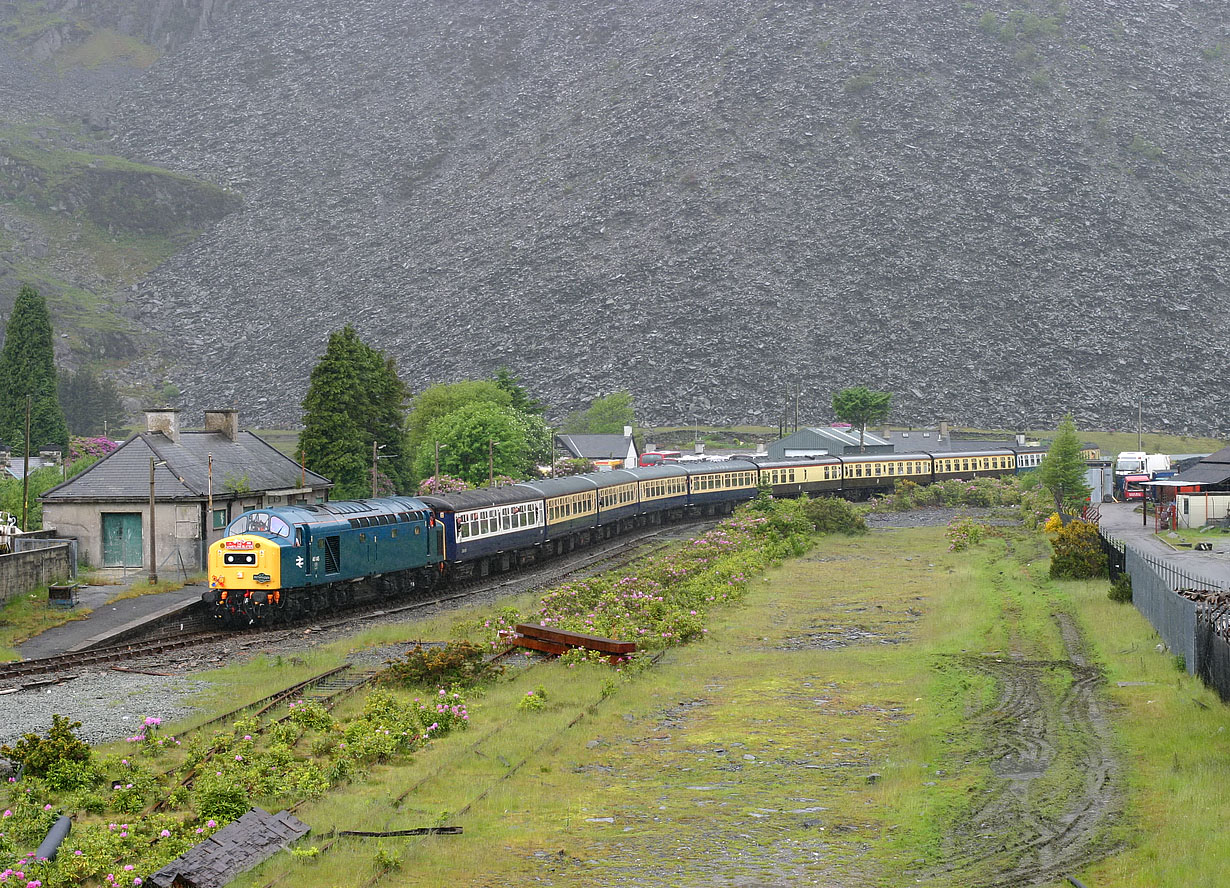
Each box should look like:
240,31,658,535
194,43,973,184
102,512,143,567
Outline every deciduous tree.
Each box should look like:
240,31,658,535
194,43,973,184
562,391,635,435
0,284,68,455
831,386,891,451
406,381,511,476
412,402,539,487
298,326,408,499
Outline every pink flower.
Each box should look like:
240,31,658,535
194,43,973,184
206,820,217,828
160,829,170,837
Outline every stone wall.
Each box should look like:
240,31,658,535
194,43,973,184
0,543,74,605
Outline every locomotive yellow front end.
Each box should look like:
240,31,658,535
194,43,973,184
205,535,283,625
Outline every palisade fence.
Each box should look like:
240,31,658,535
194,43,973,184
1101,529,1230,702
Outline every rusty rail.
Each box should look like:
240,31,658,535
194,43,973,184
507,623,635,661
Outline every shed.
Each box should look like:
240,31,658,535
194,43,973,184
767,427,893,459
1169,444,1230,492
555,429,639,469
40,409,331,576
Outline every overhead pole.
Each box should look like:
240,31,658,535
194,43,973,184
149,456,158,585
794,378,800,433
20,396,31,531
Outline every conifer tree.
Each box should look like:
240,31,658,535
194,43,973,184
0,284,68,455
58,367,126,437
1038,414,1091,517
297,326,408,499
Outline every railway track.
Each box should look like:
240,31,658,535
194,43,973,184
0,630,230,685
0,519,710,689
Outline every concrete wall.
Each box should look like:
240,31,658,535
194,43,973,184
0,542,73,604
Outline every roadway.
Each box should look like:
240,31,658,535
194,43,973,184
1097,501,1230,589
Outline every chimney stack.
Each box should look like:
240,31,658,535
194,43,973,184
144,408,181,444
204,409,240,442
939,421,950,441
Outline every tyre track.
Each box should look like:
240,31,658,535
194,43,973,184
916,613,1121,887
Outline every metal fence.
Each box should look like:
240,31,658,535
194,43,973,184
1196,605,1230,702
1103,529,1230,701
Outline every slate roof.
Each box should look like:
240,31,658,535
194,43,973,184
146,807,310,888
771,427,893,456
556,434,637,460
40,431,331,503
1172,445,1230,485
2,456,54,480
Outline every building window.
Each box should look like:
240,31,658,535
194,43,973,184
212,508,228,530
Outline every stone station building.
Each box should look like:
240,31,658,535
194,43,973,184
40,409,331,577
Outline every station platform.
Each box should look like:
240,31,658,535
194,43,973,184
17,582,204,660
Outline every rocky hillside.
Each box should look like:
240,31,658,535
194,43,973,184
6,0,1230,431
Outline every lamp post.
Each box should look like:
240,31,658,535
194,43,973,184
371,442,388,498
488,439,500,488
434,441,446,482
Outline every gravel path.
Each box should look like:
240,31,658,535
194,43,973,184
866,506,1016,528
2,671,212,748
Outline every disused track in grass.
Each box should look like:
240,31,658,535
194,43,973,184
149,663,385,813
250,648,671,888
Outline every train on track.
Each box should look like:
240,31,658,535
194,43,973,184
204,444,1088,625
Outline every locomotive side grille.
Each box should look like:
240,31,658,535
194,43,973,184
323,535,340,574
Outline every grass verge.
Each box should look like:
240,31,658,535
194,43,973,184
0,585,92,660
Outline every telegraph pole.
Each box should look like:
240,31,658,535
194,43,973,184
149,457,158,585
20,397,30,531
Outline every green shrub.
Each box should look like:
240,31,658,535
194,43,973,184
194,772,251,822
1049,520,1107,579
0,714,92,777
803,496,867,535
382,640,492,687
45,758,101,791
518,687,547,712
1108,574,1133,603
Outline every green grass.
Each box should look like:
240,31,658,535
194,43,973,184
0,585,91,660
1064,576,1230,887
35,515,1229,886
56,27,160,69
